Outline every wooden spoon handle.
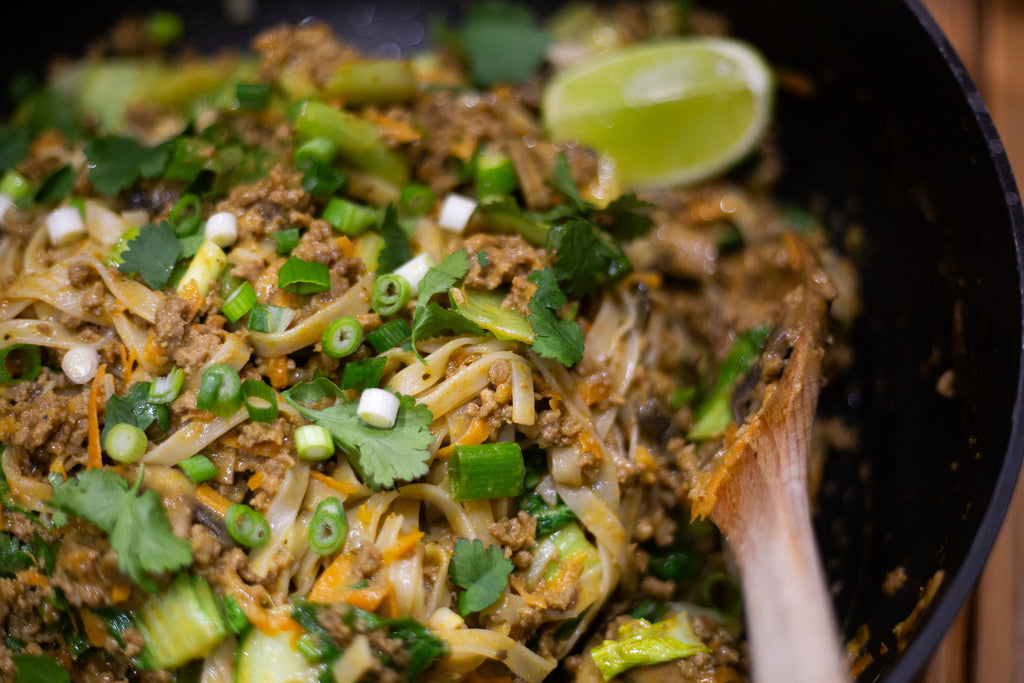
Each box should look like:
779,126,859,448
730,480,847,683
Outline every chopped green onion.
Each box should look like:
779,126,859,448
220,595,250,634
364,319,411,353
0,170,33,203
106,227,140,266
308,497,348,555
225,504,270,547
476,251,489,267
68,197,86,219
449,442,525,500
339,356,386,391
301,161,346,198
270,228,301,255
179,454,218,483
222,281,257,323
321,197,380,236
169,193,202,236
473,149,517,200
648,550,699,581
670,386,697,410
295,424,335,461
176,240,228,299
294,137,337,170
398,183,436,217
0,344,42,385
146,10,184,45
323,61,416,105
321,317,363,358
371,274,411,316
700,571,743,617
241,379,279,423
248,304,295,334
689,326,769,441
236,82,271,110
104,423,148,463
278,257,331,295
149,366,185,404
196,363,243,418
357,388,400,428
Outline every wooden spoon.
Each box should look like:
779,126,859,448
687,235,847,683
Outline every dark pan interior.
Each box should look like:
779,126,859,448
5,1,1024,680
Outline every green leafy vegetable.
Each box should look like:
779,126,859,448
270,228,301,254
12,653,71,683
50,468,193,591
547,218,632,299
290,599,343,664
410,304,485,351
457,2,552,88
548,152,587,212
34,165,75,204
101,382,170,447
416,250,470,305
345,606,450,679
448,538,514,616
15,88,82,141
84,135,170,194
118,221,183,290
287,393,434,490
527,268,584,366
589,612,710,680
688,326,770,441
0,125,30,172
340,356,387,391
278,256,331,294
376,205,412,274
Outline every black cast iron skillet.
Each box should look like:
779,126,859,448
5,1,1024,680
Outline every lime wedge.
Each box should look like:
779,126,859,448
542,37,773,189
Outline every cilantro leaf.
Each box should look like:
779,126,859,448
101,382,170,447
111,484,194,589
377,205,412,274
339,357,387,391
16,88,83,141
448,538,514,616
34,165,75,204
118,221,183,290
458,3,552,88
0,533,34,576
599,194,656,241
527,268,584,367
84,135,170,195
0,125,30,172
13,653,71,683
292,393,435,490
547,218,632,298
417,250,470,305
549,152,587,212
50,468,193,592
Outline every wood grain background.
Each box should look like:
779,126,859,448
916,1,1024,680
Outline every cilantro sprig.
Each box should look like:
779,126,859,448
50,468,193,592
456,2,552,88
101,381,170,446
84,135,171,195
118,221,183,290
527,268,584,366
410,250,484,356
448,538,514,616
286,392,435,491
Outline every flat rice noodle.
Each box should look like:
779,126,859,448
388,337,480,396
84,200,131,250
396,484,478,540
249,462,311,578
0,319,113,351
142,409,249,466
5,266,110,326
555,481,628,575
437,629,557,682
414,350,523,419
249,274,372,356
70,254,162,323
2,447,52,512
345,491,399,549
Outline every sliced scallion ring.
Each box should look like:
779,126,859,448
295,424,335,461
104,423,149,463
371,274,411,316
308,497,348,555
222,281,257,323
196,363,243,418
241,379,278,423
0,344,42,385
321,317,364,358
225,503,270,547
149,366,185,404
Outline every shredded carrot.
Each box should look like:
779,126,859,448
49,459,67,477
122,345,138,387
623,271,663,290
267,355,289,390
344,585,389,612
250,608,303,636
436,417,491,458
15,569,49,588
579,377,612,407
356,503,375,529
309,555,356,602
309,470,359,496
382,530,425,565
509,576,547,610
382,584,399,617
86,364,107,469
110,583,132,603
196,484,231,516
577,429,602,462
247,471,266,491
335,235,354,258
80,610,109,648
142,333,163,365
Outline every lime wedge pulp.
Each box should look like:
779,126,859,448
542,37,774,189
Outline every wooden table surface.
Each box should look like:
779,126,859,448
915,1,1024,680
